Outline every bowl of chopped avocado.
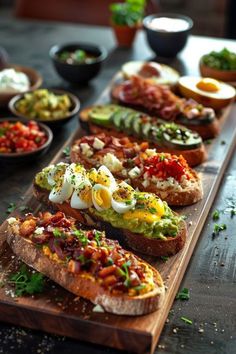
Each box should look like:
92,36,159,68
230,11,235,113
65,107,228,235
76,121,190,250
8,88,80,128
49,43,108,84
200,48,236,83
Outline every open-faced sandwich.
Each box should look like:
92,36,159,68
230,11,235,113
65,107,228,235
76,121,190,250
71,134,203,206
79,103,207,167
7,211,165,315
34,163,187,256
111,75,219,139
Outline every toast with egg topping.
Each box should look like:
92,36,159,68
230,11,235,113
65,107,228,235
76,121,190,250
33,163,187,256
7,211,165,315
71,134,203,206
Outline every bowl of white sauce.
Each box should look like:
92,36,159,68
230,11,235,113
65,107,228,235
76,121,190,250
0,65,42,106
143,13,193,58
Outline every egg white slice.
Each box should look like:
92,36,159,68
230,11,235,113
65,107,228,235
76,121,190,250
65,163,86,188
92,184,112,212
49,177,73,204
71,179,93,209
47,163,68,186
111,181,136,214
96,165,117,192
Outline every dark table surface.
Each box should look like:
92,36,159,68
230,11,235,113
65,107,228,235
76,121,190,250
0,11,235,354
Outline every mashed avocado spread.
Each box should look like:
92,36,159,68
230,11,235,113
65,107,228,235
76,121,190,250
35,167,182,240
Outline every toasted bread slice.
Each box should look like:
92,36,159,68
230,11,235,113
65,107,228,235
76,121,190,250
7,213,165,315
34,184,187,257
71,135,203,206
111,79,219,139
79,106,207,167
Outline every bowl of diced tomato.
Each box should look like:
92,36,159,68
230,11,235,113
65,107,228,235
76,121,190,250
0,118,53,161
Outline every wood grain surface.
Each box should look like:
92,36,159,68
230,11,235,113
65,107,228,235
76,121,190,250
0,73,235,353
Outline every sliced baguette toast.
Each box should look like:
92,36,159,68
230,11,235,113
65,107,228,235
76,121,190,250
111,78,219,140
71,134,203,206
7,213,165,315
34,183,187,257
79,106,207,167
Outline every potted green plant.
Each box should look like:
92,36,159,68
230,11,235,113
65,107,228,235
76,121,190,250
110,0,146,47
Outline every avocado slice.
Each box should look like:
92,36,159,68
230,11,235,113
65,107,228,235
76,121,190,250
141,121,152,140
89,104,119,126
132,115,142,137
123,111,135,133
111,109,130,131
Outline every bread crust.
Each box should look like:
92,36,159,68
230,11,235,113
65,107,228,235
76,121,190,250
111,84,219,139
79,108,207,167
33,184,187,257
7,221,165,315
71,138,203,206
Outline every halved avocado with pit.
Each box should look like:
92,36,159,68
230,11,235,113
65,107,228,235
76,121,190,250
89,104,119,127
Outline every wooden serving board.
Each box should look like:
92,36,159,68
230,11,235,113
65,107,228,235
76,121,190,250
0,74,235,354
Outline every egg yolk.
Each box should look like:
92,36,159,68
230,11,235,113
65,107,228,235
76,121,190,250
88,169,112,188
196,78,220,93
78,184,92,204
93,188,111,209
123,195,165,223
112,184,134,202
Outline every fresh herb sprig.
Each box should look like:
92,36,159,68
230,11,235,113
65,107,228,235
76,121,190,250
176,287,190,301
8,265,44,297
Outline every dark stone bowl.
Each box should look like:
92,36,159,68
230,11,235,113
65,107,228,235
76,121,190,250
143,13,193,58
49,43,107,84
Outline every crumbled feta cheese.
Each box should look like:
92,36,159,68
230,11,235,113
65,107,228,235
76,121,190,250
80,143,93,158
145,149,156,157
142,179,150,188
7,217,17,225
128,166,141,179
34,227,44,235
102,153,123,172
72,145,79,152
93,137,105,150
92,304,105,313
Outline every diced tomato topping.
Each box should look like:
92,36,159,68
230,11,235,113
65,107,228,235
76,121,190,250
0,120,48,153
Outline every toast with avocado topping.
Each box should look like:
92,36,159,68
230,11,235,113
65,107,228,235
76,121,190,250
33,163,187,256
79,104,207,167
111,76,219,139
7,211,165,315
71,134,203,206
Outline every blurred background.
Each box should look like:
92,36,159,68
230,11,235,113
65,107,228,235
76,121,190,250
0,0,235,39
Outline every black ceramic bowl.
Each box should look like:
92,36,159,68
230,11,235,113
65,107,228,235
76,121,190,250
0,117,53,162
8,89,80,128
49,43,107,84
143,13,193,58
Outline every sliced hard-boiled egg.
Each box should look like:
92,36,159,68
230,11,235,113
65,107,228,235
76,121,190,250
122,61,180,86
92,184,112,211
70,179,93,209
178,76,236,110
111,181,136,214
65,163,86,188
47,162,68,187
89,165,117,191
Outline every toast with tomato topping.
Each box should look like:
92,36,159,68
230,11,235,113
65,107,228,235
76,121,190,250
33,163,187,257
79,104,207,167
111,76,219,139
7,212,165,315
71,134,203,206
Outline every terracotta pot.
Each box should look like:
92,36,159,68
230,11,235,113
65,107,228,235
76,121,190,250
111,23,140,47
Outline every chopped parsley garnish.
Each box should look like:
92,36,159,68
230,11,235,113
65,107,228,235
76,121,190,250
63,146,70,157
181,316,192,325
212,223,227,237
176,288,190,301
74,229,88,246
160,256,169,262
53,228,62,237
149,207,157,214
6,202,16,214
94,230,102,247
212,209,220,221
9,264,44,297
125,200,132,205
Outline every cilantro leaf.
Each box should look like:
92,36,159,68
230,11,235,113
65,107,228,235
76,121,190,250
63,146,70,157
176,287,190,301
212,209,220,221
9,264,44,297
6,202,16,214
